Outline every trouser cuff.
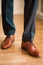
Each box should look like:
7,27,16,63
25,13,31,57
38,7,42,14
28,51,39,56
22,33,34,42
4,29,16,36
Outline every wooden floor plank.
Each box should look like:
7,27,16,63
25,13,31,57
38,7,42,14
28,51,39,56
0,15,43,65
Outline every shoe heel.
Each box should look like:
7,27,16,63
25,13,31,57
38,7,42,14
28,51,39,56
21,46,26,50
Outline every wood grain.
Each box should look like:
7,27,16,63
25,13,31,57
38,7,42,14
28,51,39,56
0,15,43,65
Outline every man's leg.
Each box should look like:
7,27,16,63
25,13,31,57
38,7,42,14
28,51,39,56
2,0,15,35
22,0,38,42
1,0,15,49
21,0,40,57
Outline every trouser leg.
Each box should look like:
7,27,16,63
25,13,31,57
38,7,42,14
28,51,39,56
2,0,16,36
22,0,38,42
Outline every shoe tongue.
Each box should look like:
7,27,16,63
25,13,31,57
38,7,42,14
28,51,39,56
7,35,10,38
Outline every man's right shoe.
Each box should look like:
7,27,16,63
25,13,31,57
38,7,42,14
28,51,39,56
1,35,15,49
21,41,40,57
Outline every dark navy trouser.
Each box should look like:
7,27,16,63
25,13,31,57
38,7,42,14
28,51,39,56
2,0,38,42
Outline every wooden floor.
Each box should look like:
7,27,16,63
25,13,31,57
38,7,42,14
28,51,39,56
0,15,43,65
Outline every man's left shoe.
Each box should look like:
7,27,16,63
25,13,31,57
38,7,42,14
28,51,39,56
1,35,15,49
21,41,40,57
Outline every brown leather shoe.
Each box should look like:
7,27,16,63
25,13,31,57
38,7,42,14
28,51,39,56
1,35,15,49
21,41,40,57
